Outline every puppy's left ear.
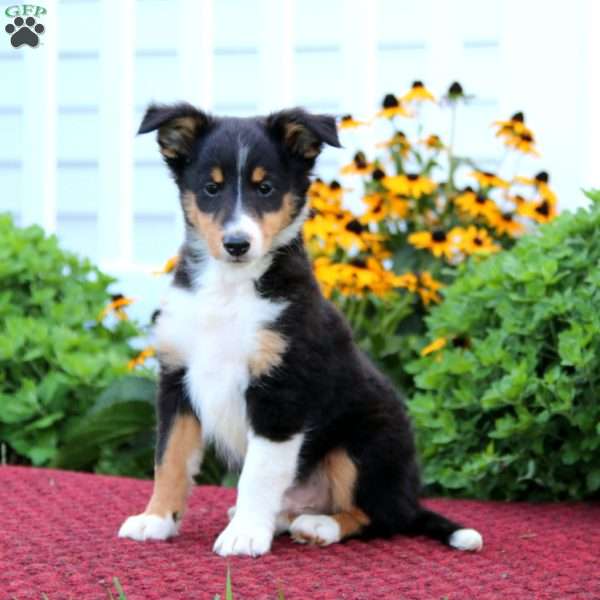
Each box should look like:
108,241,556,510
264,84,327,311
267,108,341,160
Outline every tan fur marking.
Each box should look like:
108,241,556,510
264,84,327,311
145,414,203,520
248,329,287,378
323,448,358,511
158,116,200,158
181,190,223,258
211,167,224,183
259,193,295,251
332,508,371,539
251,166,267,183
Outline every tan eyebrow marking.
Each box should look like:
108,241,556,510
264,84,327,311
251,166,267,183
211,167,224,183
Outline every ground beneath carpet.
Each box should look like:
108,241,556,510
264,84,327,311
0,466,598,599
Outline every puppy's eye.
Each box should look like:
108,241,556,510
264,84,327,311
204,182,220,196
257,182,273,196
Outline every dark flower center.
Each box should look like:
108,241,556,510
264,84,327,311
502,212,514,222
448,81,463,96
432,230,447,242
111,293,124,301
382,94,399,108
407,173,419,181
330,180,341,190
475,194,487,204
474,237,483,246
350,258,366,269
536,201,550,216
520,133,534,142
372,168,386,181
511,111,525,123
482,171,495,178
341,114,352,121
412,80,424,88
346,219,365,235
354,152,367,168
535,171,549,183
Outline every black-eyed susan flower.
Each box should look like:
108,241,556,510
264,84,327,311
127,346,156,370
421,337,446,356
377,131,411,158
443,81,474,104
470,170,509,189
402,80,436,103
360,194,389,224
517,199,556,224
376,94,412,119
408,229,456,259
506,131,539,156
417,272,444,305
422,134,444,150
457,226,501,255
382,173,437,198
454,188,498,219
487,211,524,237
153,255,179,276
340,151,375,175
339,114,367,129
98,294,135,321
493,111,530,139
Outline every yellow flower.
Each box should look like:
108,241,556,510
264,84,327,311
376,94,412,119
382,174,437,198
360,194,389,224
127,346,156,370
309,179,344,215
493,112,530,139
402,80,436,103
98,294,135,321
454,188,498,219
394,272,419,293
339,114,367,129
417,272,444,305
517,199,556,224
421,337,447,356
340,151,375,175
153,255,179,276
470,171,509,189
458,226,501,255
408,229,456,260
506,131,539,156
422,134,444,150
377,131,411,158
486,211,524,237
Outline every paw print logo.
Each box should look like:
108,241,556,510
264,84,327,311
5,16,45,48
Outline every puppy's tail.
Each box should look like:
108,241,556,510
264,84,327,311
410,508,483,551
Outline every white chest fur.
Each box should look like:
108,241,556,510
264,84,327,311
154,259,286,465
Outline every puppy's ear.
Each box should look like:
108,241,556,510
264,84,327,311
138,103,211,161
266,108,341,160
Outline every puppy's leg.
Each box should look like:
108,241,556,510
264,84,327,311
290,508,370,546
118,369,203,541
213,431,303,557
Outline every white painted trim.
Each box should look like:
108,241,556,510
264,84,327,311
258,0,295,112
22,0,58,231
98,0,135,263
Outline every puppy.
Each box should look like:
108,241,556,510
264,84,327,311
118,104,483,556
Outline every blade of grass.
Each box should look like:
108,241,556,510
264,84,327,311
225,566,233,600
113,578,127,600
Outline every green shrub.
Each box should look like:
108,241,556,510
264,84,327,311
407,191,600,500
0,214,149,471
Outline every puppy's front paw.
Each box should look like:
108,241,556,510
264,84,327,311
213,518,273,557
118,513,178,541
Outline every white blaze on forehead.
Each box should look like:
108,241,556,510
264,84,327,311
235,142,249,217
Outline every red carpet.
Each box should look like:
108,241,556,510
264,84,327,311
0,467,598,600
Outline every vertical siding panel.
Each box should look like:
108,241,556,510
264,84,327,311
98,0,135,268
258,0,294,112
22,3,58,231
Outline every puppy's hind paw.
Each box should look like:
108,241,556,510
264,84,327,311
118,513,178,541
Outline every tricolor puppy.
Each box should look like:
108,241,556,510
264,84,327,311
118,103,483,556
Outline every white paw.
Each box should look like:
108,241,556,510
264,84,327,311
290,514,341,546
118,513,178,541
213,517,273,557
449,528,483,551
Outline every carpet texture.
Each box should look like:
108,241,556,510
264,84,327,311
1,466,598,599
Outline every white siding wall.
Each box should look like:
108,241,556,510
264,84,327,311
1,0,598,322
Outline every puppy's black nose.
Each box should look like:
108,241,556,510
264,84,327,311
223,234,250,257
